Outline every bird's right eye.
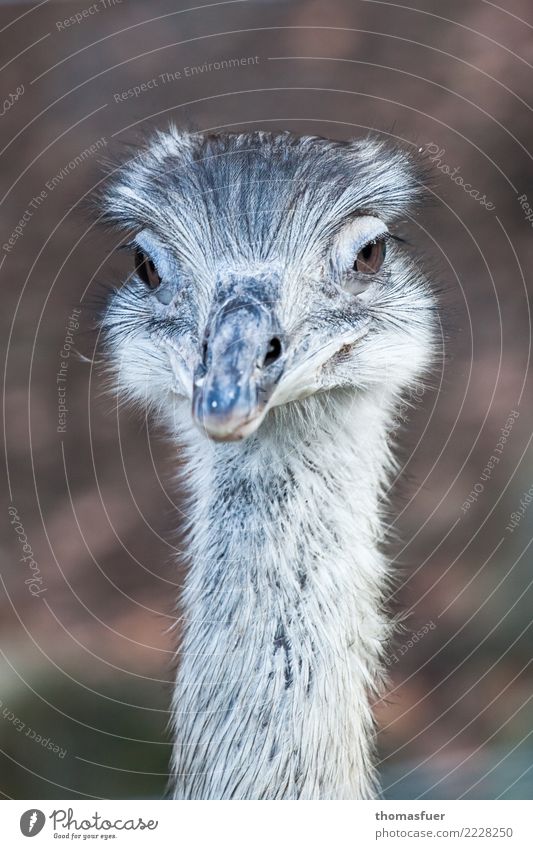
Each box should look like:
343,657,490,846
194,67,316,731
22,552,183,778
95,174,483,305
134,247,161,289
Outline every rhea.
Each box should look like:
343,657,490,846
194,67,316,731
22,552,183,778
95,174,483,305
100,128,436,799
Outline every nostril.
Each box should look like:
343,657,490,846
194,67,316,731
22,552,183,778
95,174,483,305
262,336,283,369
201,335,209,366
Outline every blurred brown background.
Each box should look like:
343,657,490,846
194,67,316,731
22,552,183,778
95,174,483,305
1,0,532,799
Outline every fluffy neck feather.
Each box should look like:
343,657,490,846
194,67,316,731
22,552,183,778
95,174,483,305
170,389,395,799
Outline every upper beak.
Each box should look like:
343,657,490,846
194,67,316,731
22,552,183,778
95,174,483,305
192,295,286,441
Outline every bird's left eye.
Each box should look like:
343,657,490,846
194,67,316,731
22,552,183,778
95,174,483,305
134,247,161,289
354,237,386,274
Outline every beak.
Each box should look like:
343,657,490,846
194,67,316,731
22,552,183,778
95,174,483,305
192,295,286,441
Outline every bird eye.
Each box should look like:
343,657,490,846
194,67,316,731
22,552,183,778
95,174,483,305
354,237,386,274
134,247,161,289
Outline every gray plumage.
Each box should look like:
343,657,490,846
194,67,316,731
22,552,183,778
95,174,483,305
100,127,437,799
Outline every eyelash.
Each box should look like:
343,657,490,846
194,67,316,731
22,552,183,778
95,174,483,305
363,232,396,251
388,233,407,246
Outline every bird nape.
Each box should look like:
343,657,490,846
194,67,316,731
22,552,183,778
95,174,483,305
99,127,437,799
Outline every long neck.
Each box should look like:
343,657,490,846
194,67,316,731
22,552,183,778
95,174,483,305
170,392,395,800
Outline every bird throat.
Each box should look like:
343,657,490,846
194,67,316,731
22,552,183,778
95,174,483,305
171,399,392,799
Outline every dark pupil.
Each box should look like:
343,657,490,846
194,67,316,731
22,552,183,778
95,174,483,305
135,248,159,288
361,243,374,260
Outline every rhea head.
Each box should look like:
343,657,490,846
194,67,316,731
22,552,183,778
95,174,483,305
101,128,435,443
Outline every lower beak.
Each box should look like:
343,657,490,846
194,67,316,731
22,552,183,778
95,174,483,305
192,297,285,441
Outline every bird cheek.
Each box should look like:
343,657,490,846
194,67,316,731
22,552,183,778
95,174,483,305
163,337,197,400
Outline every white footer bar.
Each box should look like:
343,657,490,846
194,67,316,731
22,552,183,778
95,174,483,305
2,799,531,848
